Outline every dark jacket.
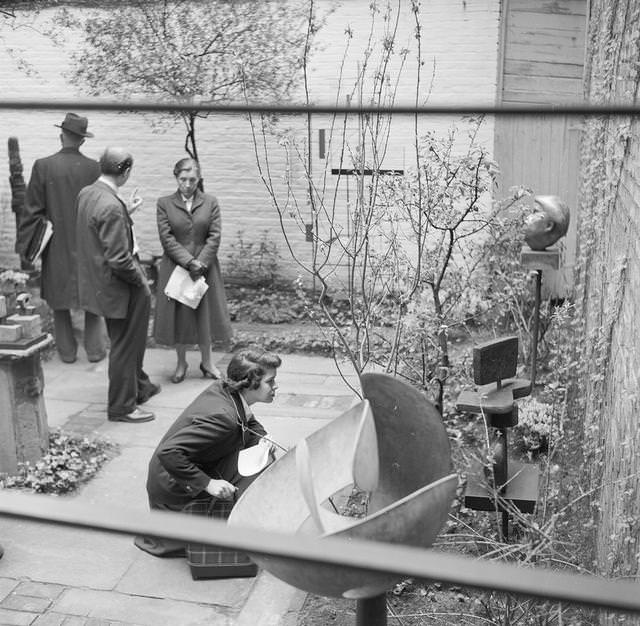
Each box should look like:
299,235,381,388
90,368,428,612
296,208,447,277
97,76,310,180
17,147,100,309
146,380,266,508
154,188,231,346
76,180,147,319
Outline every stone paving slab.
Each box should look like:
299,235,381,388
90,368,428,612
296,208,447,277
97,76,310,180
0,518,139,589
0,577,18,601
0,606,38,625
234,572,306,626
52,588,232,626
77,446,152,510
116,556,253,608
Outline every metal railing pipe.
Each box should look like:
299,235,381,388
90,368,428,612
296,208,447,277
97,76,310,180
0,491,637,615
0,98,639,116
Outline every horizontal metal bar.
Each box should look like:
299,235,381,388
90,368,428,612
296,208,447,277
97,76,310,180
0,491,636,614
0,98,639,116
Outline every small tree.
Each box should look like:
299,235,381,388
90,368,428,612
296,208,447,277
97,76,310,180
249,1,531,406
58,0,317,170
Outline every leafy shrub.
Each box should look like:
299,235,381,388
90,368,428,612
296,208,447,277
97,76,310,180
224,230,281,288
0,430,117,494
227,287,307,324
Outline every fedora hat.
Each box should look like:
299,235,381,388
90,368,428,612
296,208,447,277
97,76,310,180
54,112,94,138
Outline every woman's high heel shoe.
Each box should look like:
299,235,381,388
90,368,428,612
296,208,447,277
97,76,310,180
171,365,188,384
199,363,220,380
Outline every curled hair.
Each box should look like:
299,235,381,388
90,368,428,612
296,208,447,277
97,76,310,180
224,349,281,392
173,157,201,179
100,148,133,176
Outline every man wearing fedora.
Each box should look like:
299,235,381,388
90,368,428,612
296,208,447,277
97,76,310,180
17,112,106,364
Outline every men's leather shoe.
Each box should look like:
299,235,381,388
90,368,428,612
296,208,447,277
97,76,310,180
108,407,155,423
138,383,161,404
88,351,107,363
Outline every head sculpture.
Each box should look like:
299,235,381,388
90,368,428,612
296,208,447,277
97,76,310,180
524,195,570,251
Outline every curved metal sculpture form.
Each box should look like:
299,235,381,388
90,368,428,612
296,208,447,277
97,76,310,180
228,372,457,599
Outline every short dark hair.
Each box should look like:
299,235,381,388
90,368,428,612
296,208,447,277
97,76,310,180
225,349,281,392
173,157,201,179
100,148,133,176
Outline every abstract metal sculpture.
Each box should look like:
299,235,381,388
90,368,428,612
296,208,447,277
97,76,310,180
228,372,457,599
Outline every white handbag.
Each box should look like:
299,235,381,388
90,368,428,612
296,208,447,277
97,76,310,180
164,265,209,309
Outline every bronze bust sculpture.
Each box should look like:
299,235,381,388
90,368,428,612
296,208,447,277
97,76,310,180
524,195,570,251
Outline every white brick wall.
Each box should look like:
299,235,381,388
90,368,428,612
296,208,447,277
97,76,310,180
0,0,500,283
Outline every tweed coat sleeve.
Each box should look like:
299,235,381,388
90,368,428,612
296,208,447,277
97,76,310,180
93,201,145,286
195,194,222,269
154,390,268,495
155,411,239,494
156,196,195,268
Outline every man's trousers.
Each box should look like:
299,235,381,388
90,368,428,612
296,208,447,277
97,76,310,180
105,284,153,418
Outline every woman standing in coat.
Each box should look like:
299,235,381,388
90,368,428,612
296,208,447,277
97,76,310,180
154,158,232,383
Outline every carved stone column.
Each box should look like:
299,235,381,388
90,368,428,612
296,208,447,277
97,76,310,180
0,336,52,474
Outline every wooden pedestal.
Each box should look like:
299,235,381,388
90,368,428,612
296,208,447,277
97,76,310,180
464,458,539,514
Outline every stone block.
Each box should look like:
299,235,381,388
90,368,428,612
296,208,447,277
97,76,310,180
0,353,49,474
520,247,560,270
0,324,22,342
0,295,6,318
6,314,41,339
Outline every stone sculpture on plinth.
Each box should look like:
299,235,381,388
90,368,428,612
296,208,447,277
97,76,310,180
0,290,52,474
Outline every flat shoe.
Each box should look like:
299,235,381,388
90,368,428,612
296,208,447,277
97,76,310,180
134,535,185,558
200,363,220,379
108,407,155,423
171,365,188,384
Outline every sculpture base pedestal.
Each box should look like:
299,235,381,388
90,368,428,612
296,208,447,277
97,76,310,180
0,334,52,474
464,459,538,514
520,248,560,271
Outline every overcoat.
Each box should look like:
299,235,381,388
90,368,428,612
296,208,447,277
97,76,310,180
76,180,147,319
146,380,266,508
17,147,100,309
154,189,232,346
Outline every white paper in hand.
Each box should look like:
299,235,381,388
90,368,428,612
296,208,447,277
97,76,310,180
164,265,209,309
238,439,274,477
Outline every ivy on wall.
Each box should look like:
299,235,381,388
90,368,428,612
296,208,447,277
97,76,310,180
571,0,640,584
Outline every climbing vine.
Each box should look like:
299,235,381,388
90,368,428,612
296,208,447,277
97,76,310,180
569,0,640,591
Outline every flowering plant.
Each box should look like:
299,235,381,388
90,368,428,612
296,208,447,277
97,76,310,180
0,430,117,494
514,397,559,456
0,269,29,294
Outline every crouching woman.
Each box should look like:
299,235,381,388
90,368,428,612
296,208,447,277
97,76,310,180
135,349,281,557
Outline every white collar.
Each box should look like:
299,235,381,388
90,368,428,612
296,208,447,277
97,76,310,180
98,175,119,193
239,393,252,418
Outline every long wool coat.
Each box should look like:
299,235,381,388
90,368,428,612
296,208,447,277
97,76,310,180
154,189,232,347
146,380,265,508
17,147,100,309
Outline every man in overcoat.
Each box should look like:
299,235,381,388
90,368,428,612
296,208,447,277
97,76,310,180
76,147,159,423
16,113,106,363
